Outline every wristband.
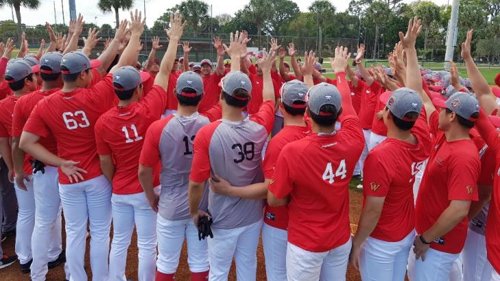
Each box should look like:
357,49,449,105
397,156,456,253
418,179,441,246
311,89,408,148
419,235,431,245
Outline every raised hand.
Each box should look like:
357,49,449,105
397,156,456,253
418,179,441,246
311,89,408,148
213,36,225,57
331,46,351,73
103,38,112,50
461,29,473,61
302,50,316,76
46,22,57,43
83,28,101,55
3,38,15,58
449,61,461,89
223,31,250,58
166,12,185,41
74,14,84,35
257,50,276,72
270,38,280,53
355,43,365,64
56,33,65,51
399,16,422,49
287,42,297,57
129,9,145,36
114,19,129,42
182,41,191,53
152,36,162,50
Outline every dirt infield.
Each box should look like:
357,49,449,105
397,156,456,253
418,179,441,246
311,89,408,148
0,190,363,281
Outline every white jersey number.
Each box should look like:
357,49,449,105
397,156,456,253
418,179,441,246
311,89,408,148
322,159,347,184
121,124,143,143
62,111,90,130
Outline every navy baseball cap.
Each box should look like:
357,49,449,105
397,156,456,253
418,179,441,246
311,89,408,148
280,80,308,108
221,71,252,99
112,66,150,91
40,52,64,74
5,59,34,83
176,71,203,97
433,92,479,121
307,82,342,116
61,51,101,74
379,88,422,121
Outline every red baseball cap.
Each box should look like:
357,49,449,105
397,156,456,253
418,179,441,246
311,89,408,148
492,87,500,98
495,73,500,87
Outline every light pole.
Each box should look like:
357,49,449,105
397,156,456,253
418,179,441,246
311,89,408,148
444,0,460,70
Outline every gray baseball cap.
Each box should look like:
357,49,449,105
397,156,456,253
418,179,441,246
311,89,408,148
176,71,204,97
307,82,342,116
280,80,308,108
434,92,479,121
379,88,422,121
40,52,64,74
221,71,252,98
5,59,34,83
112,66,150,91
61,51,101,74
200,59,212,67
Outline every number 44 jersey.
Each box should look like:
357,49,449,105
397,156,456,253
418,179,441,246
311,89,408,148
190,100,275,229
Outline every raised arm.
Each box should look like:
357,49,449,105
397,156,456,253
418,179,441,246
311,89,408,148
400,17,435,122
278,47,291,81
45,23,58,53
302,51,315,89
288,43,303,80
182,41,191,72
0,38,14,82
154,13,185,90
354,44,374,86
17,32,27,58
63,14,84,55
97,18,128,75
213,36,225,76
331,46,356,116
144,36,161,72
82,28,101,57
257,51,276,103
224,31,249,72
461,29,496,114
35,39,46,59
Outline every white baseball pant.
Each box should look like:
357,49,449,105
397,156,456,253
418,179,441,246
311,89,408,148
449,255,463,281
355,129,371,177
407,247,460,281
262,223,287,281
14,177,35,265
368,131,387,152
463,230,492,281
109,190,157,281
156,215,208,274
59,175,112,281
286,238,352,281
492,270,500,281
360,230,414,281
208,220,262,281
30,166,65,281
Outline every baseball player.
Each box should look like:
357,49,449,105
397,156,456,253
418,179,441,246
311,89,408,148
18,15,131,281
350,86,431,281
196,38,225,113
188,32,275,281
12,52,69,280
267,46,364,281
0,59,38,273
94,13,184,281
401,18,480,281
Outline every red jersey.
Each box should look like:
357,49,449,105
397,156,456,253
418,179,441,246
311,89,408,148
0,95,31,174
415,111,480,254
23,75,115,184
268,72,364,252
12,89,59,168
263,124,311,230
198,73,223,113
94,85,167,194
370,93,388,136
247,73,281,114
349,80,362,114
474,110,500,272
165,71,179,111
358,81,382,129
363,112,431,241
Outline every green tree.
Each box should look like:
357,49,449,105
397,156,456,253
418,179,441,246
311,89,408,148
476,37,500,64
244,0,273,47
412,1,441,58
177,0,209,36
309,0,336,56
265,0,299,35
364,1,392,59
98,0,134,28
0,0,40,41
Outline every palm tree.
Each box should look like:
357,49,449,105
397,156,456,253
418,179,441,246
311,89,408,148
98,0,134,28
0,0,40,42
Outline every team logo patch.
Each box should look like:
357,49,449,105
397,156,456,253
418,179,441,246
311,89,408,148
466,185,473,195
450,98,461,109
388,97,395,107
370,182,380,191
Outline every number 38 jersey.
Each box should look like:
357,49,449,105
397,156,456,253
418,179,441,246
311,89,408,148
24,75,115,184
95,85,169,195
268,114,364,252
190,100,275,229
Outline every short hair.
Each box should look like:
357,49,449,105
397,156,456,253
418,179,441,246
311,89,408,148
389,110,418,131
114,84,138,101
283,101,306,116
445,108,477,129
222,89,250,108
308,104,341,126
177,88,202,106
8,73,33,91
62,68,89,82
40,66,61,81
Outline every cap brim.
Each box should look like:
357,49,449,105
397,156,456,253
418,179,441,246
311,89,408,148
492,87,500,98
32,65,40,73
90,59,101,69
432,97,447,108
489,115,500,128
139,71,151,83
379,91,392,105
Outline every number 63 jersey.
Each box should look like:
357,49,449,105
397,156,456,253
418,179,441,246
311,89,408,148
190,100,275,229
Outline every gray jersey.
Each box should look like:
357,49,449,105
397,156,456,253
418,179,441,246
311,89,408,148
157,113,210,220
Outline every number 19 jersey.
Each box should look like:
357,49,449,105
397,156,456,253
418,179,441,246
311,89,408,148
190,100,275,229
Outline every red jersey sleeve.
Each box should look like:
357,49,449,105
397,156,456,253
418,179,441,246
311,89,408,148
94,117,111,155
203,104,222,122
248,64,257,75
250,100,275,134
429,110,440,137
12,99,26,138
336,72,356,117
478,147,495,186
475,110,500,152
88,74,115,111
141,85,168,118
23,102,50,138
263,140,280,179
362,151,391,197
0,121,8,137
139,118,170,167
189,121,220,183
447,153,480,201
89,68,104,87
268,145,294,199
